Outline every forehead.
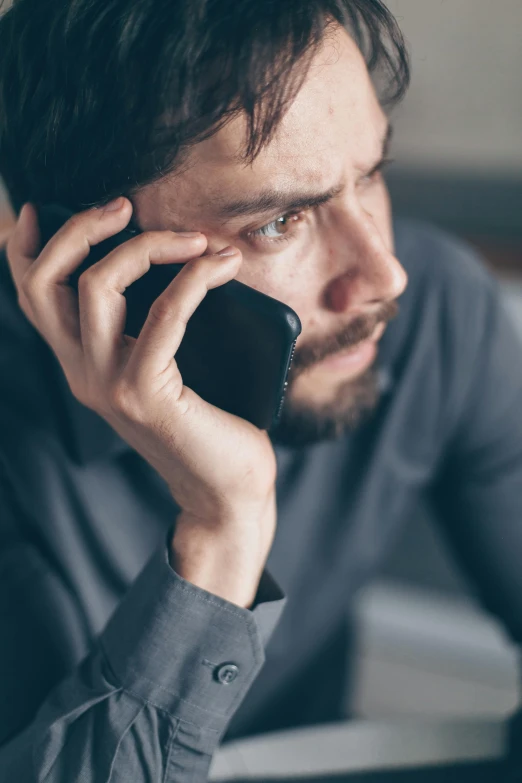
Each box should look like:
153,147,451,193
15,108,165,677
137,26,387,221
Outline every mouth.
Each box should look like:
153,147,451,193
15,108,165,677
314,322,386,375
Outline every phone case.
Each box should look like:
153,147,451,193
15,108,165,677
37,204,302,430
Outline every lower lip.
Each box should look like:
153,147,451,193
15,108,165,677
317,339,377,372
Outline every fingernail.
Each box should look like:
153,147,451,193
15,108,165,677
102,196,125,212
177,231,202,237
217,246,237,256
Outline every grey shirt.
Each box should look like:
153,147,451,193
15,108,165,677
1,219,522,781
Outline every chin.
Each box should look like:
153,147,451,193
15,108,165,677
268,365,381,449
289,354,374,407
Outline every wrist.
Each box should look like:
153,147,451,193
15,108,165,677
169,496,276,608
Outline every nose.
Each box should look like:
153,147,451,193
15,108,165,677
323,209,408,313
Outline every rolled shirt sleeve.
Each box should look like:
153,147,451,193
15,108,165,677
0,523,286,783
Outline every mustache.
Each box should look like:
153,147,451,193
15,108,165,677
289,299,399,378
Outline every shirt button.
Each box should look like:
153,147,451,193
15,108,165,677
215,663,239,684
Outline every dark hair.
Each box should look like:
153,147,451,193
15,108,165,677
0,0,409,214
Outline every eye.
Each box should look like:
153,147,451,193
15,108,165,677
249,210,307,243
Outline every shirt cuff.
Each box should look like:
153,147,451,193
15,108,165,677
99,533,286,732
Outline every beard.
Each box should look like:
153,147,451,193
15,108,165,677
268,299,398,449
268,364,380,448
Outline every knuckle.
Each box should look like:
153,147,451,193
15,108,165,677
148,298,176,325
16,286,30,310
21,269,41,300
77,268,93,289
132,231,155,247
65,212,86,234
77,266,100,295
107,380,140,418
19,270,32,296
133,230,176,252
16,291,36,324
133,230,158,247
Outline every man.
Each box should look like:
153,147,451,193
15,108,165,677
0,0,521,780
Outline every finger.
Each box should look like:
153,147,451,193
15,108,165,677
6,203,41,290
123,247,242,393
5,203,44,329
18,198,133,359
78,230,207,381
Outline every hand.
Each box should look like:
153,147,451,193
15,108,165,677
6,198,278,531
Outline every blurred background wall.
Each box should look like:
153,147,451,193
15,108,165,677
388,0,522,176
384,0,522,253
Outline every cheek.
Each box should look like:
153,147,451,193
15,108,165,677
235,243,323,323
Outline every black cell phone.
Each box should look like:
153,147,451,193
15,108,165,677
37,204,302,430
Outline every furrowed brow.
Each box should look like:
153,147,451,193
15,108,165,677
212,122,392,222
214,182,345,221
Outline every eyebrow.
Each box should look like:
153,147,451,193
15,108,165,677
213,121,393,221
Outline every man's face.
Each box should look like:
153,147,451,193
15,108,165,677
132,25,408,447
